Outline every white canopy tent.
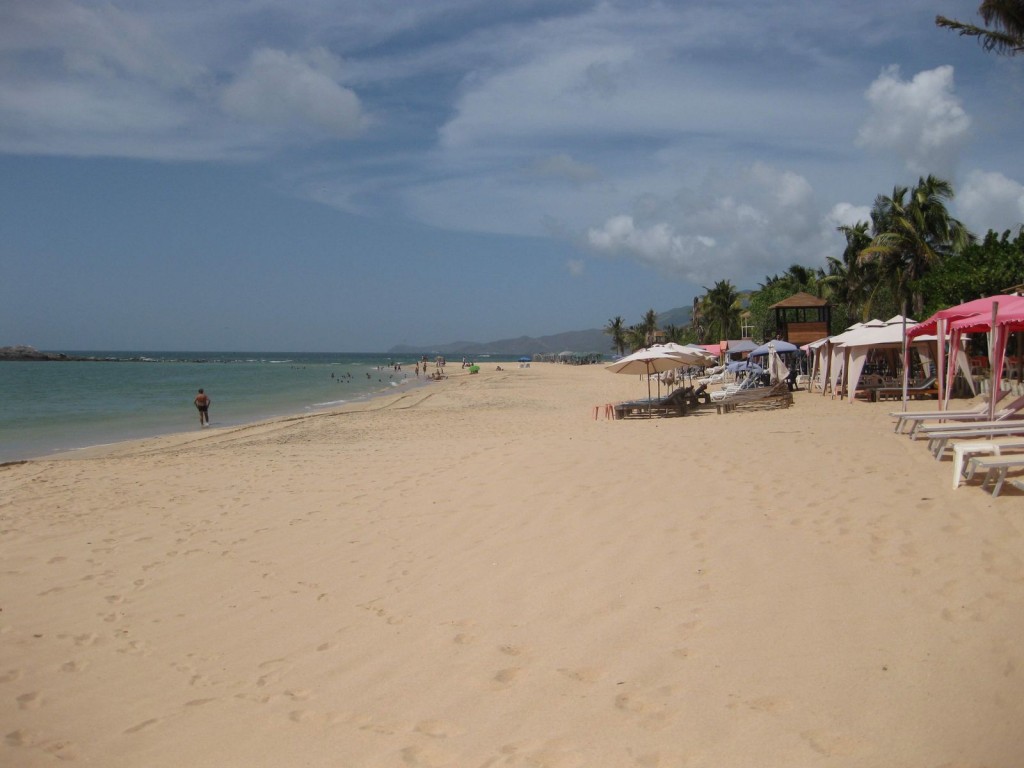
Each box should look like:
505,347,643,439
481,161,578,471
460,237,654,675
804,317,940,402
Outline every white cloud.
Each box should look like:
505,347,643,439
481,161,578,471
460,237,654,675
826,202,872,229
584,163,836,286
566,258,586,277
221,48,366,139
957,171,1024,235
856,65,970,177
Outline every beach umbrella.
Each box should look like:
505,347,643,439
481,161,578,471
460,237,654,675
606,347,691,413
748,340,801,357
518,356,530,363
726,360,762,373
648,343,717,366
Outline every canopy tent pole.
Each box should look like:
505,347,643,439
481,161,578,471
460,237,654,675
900,312,909,410
990,301,1000,421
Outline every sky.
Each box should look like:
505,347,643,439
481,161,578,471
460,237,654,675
2,0,1023,352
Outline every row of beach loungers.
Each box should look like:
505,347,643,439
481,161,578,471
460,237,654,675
892,390,1024,496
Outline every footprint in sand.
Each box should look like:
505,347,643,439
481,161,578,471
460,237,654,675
123,718,160,735
414,719,465,738
614,687,674,730
492,668,521,687
801,729,863,757
557,667,604,683
17,692,43,709
400,743,454,766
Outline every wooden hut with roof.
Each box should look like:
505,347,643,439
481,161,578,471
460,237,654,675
770,291,831,346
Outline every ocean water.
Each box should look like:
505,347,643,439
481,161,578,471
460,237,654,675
0,352,462,462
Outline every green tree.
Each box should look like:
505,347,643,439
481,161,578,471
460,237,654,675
917,227,1024,314
827,221,878,325
625,324,649,352
662,324,695,344
604,316,627,355
700,280,742,341
937,1,1024,55
859,175,973,317
641,308,659,346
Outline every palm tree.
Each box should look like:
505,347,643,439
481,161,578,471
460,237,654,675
625,324,648,352
641,308,659,346
937,1,1024,55
700,280,742,341
827,221,876,322
859,175,973,316
604,316,627,355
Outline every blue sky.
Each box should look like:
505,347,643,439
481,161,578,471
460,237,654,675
2,0,1022,352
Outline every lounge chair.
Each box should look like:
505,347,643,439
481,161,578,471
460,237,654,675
871,376,937,403
613,386,695,419
950,438,1024,488
922,421,1024,458
709,383,741,402
909,394,1024,439
892,389,1012,435
715,379,793,414
963,453,1024,496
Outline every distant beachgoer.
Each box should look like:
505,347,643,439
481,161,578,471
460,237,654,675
194,389,211,426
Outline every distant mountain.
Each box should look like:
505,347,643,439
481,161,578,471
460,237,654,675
387,306,694,357
388,328,613,357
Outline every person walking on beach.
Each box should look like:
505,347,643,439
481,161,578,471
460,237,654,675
194,388,211,426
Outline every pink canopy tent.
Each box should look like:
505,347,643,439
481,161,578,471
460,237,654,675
947,298,1024,418
909,294,1024,412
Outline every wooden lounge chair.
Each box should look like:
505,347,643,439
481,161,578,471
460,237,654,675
892,389,1013,435
613,385,701,419
871,376,937,403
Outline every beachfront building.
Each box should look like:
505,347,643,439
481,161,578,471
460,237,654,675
770,291,831,346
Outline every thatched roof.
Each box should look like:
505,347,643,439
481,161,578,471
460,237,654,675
769,291,829,309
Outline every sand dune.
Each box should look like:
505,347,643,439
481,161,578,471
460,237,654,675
1,363,1022,767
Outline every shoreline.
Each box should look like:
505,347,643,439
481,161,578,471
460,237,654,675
0,354,504,464
24,369,456,464
2,363,1022,766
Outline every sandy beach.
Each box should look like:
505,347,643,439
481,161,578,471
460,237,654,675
1,362,1022,767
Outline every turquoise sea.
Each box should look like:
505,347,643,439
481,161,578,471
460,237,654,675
0,352,473,463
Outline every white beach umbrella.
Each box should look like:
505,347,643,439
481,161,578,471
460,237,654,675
648,343,717,366
606,347,694,411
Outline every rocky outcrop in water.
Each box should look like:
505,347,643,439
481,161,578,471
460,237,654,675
0,345,76,361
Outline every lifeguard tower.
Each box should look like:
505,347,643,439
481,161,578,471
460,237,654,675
769,291,831,346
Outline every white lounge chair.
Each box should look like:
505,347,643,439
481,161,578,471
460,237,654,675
963,453,1024,497
892,390,1013,435
709,383,741,402
909,395,1024,441
950,438,1024,488
923,422,1024,458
